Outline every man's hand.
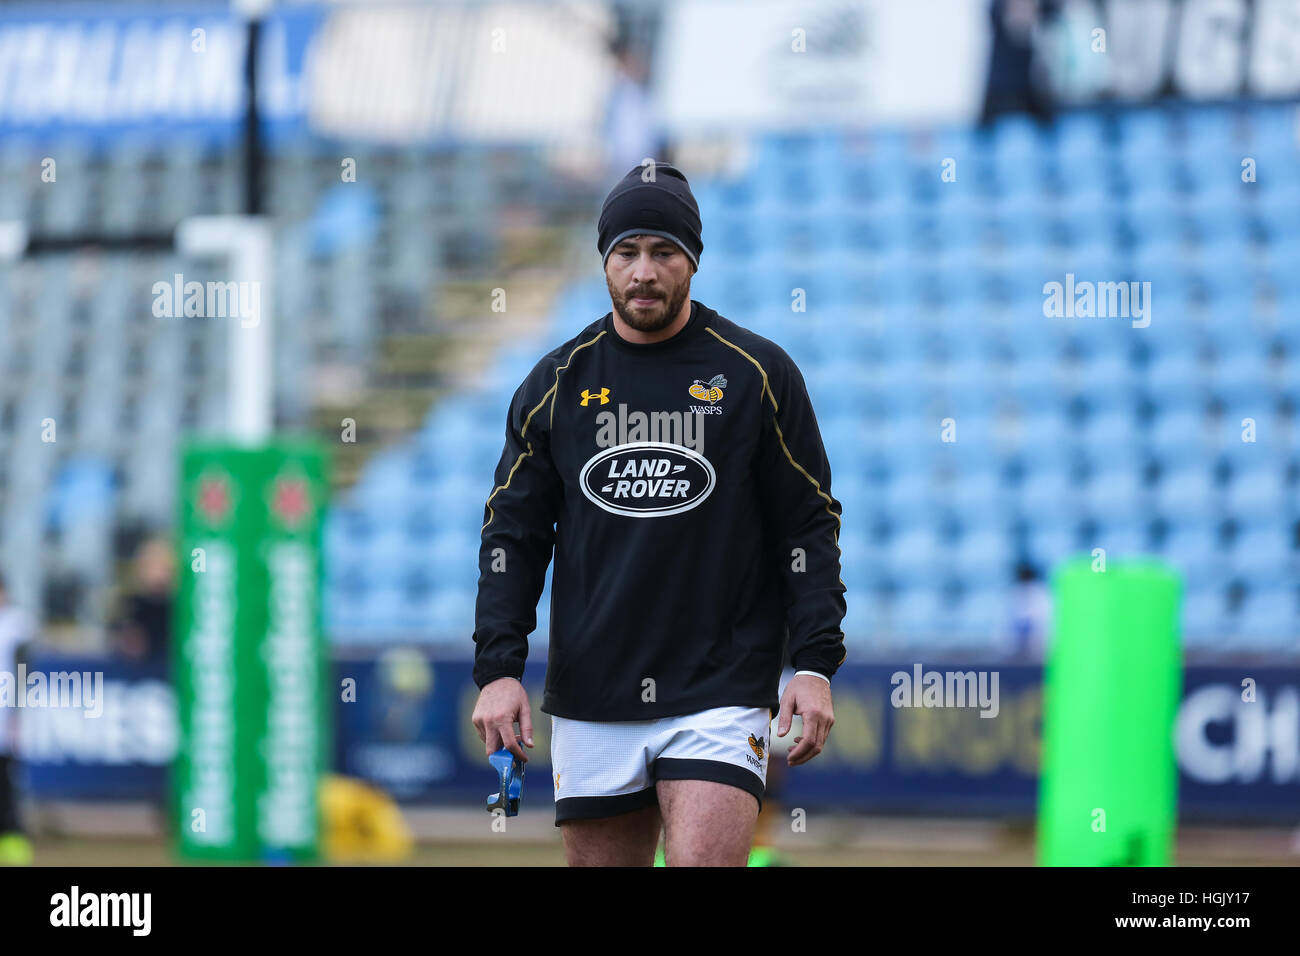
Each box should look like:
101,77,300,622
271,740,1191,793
471,677,534,763
775,674,834,766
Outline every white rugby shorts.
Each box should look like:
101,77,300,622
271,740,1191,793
550,705,774,825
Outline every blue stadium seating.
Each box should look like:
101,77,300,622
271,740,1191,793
23,103,1264,655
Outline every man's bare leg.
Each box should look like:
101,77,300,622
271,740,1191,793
656,779,758,866
559,802,662,866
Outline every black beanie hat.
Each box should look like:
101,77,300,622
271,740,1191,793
597,162,703,272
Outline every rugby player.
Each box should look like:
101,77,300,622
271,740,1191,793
471,162,847,866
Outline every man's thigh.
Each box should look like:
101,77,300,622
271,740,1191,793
551,713,663,865
559,803,662,867
550,705,769,866
656,778,758,866
651,704,770,866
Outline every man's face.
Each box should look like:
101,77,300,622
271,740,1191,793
604,235,693,332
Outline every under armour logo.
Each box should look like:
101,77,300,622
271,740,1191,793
579,387,610,406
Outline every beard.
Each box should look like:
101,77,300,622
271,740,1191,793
607,275,691,333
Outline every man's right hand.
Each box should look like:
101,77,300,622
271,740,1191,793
471,677,534,763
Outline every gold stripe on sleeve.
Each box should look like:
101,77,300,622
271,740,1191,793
549,331,607,429
705,328,847,598
480,330,607,534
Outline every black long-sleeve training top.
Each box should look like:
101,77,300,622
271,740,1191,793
471,299,847,721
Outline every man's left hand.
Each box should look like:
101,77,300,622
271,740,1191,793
775,674,834,766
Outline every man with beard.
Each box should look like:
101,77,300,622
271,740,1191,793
471,161,846,866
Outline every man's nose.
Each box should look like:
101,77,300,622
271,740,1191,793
631,253,658,282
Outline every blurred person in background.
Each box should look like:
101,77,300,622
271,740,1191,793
603,33,667,180
1007,560,1052,661
109,538,176,834
108,536,175,670
980,0,1057,123
0,572,35,865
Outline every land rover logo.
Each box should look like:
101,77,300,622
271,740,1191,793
579,441,715,518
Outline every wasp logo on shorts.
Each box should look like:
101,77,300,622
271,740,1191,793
580,387,611,406
580,441,715,518
748,734,766,760
688,374,727,415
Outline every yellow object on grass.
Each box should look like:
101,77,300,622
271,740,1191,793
0,833,33,866
319,774,414,863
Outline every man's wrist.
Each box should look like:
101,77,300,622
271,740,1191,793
794,669,830,685
477,673,523,689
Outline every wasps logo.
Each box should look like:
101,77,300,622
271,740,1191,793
688,374,727,404
748,734,766,760
580,387,610,406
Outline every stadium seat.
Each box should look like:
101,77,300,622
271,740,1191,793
1159,521,1220,591
1181,588,1231,647
1227,523,1293,586
1234,587,1298,649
